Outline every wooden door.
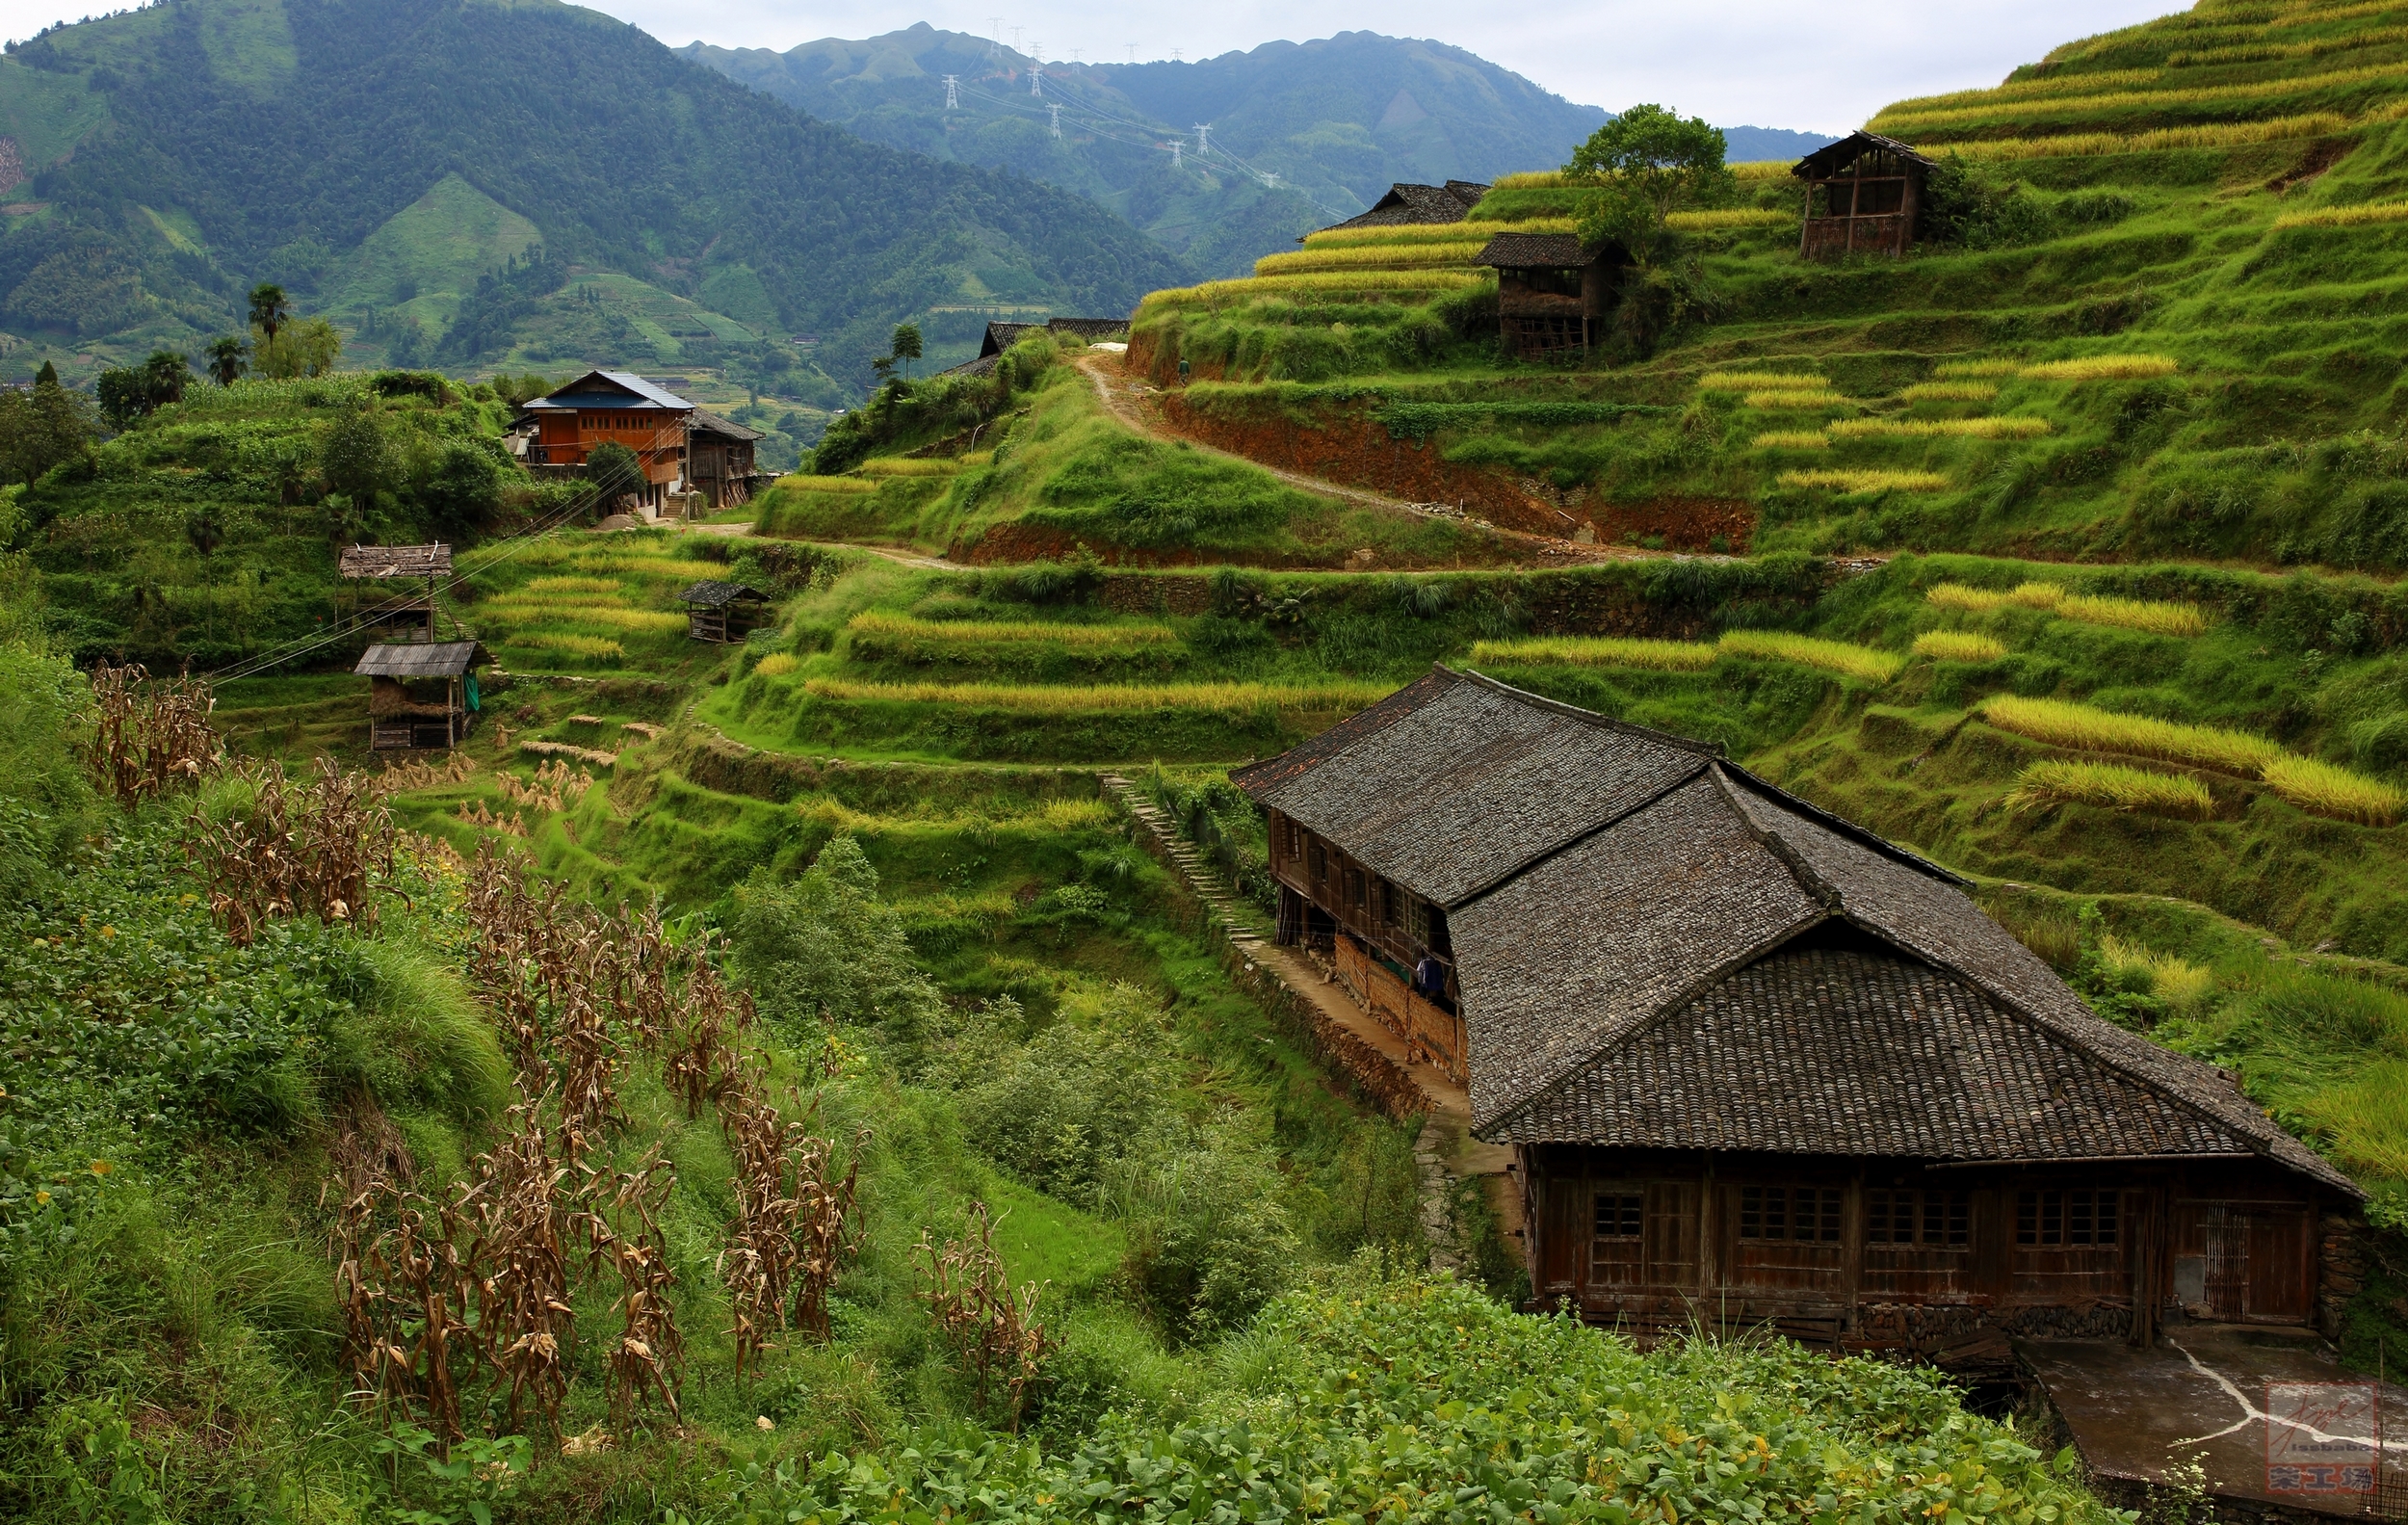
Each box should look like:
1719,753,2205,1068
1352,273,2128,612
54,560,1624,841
1535,1170,1585,1302
2243,1208,2316,1323
2205,1207,2248,1320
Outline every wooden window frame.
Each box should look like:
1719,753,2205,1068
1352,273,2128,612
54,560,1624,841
1740,1184,1842,1244
1866,1188,1970,1249
2016,1189,2119,1248
1592,1190,1642,1241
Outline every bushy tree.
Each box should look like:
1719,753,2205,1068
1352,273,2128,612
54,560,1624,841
248,282,291,343
318,406,393,522
93,351,191,429
0,367,96,486
727,836,943,1052
253,316,341,380
583,439,642,507
417,439,505,537
1566,105,1731,218
890,321,924,381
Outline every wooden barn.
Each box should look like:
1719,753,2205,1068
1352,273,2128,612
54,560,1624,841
520,372,696,512
339,543,451,641
1793,131,1935,259
1235,669,2362,1367
677,580,771,643
1475,233,1630,361
357,641,487,751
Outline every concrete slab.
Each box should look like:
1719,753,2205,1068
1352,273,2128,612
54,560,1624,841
2022,1328,2408,1517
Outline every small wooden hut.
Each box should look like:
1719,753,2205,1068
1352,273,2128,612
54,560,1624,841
339,543,451,641
1474,233,1630,361
677,580,771,643
1235,668,2363,1372
1793,132,1935,259
356,641,487,750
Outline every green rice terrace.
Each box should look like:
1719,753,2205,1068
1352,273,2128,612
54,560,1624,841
10,0,2408,1519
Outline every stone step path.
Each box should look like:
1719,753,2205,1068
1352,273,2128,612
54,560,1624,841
1099,773,1520,1274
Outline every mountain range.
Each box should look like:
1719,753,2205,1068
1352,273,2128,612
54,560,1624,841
0,1,1835,394
680,26,1836,277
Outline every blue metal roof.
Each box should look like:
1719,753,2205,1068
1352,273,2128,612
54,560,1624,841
524,369,695,411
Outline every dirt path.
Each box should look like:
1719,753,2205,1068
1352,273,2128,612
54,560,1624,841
1076,355,1627,565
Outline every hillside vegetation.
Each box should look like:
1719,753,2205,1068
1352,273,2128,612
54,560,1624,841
0,0,1184,388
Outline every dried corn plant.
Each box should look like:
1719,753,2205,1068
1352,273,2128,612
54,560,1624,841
88,661,221,806
916,1202,1056,1430
459,1102,577,1436
192,757,398,944
717,1080,868,1371
334,1183,481,1450
664,957,745,1120
575,1148,685,1429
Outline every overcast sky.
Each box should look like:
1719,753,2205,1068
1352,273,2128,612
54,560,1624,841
2,0,2190,132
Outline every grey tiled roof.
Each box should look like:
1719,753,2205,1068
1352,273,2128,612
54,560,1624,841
678,580,770,607
1232,670,1714,907
1496,945,2272,1162
1322,180,1490,231
1794,130,1936,178
1476,233,1590,269
356,641,486,677
340,543,452,578
1240,667,2358,1194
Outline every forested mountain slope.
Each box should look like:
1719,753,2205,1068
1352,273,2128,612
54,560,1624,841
0,0,1187,386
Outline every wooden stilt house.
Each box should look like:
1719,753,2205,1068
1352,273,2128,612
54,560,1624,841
687,410,768,511
339,543,451,642
1475,233,1630,361
356,641,488,750
1793,131,1935,259
677,580,771,643
1235,670,2361,1370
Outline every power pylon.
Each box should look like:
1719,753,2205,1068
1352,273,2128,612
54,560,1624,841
943,74,959,109
1049,101,1061,138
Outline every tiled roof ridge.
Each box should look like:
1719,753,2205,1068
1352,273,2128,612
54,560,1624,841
1713,758,1968,886
1228,667,1461,795
1449,667,1724,757
1446,751,1714,910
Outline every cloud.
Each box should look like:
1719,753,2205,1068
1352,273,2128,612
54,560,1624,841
0,0,2188,131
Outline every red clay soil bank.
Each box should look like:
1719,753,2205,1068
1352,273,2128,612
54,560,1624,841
1163,393,1559,536
1160,392,1754,553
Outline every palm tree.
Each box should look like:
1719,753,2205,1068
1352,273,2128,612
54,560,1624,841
205,335,249,386
248,283,291,343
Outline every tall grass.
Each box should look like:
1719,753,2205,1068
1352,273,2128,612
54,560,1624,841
1752,432,1831,449
510,632,627,661
1873,63,2408,131
1979,695,2285,776
1898,381,2000,402
1913,630,2008,662
753,652,798,677
776,475,883,494
2020,355,2179,381
857,458,965,477
1926,583,2014,612
1934,359,2026,378
798,679,1391,714
1467,635,1720,670
2096,934,2216,1012
1777,469,1950,492
2261,756,2408,826
1827,417,2052,438
1944,113,2350,163
1300,220,1570,248
847,613,1181,649
1882,67,2162,115
480,602,688,634
519,575,622,595
2057,592,2212,636
1718,630,1905,683
1731,161,1795,181
1663,208,1795,229
1254,243,1489,276
1139,271,1489,306
1746,390,1851,409
1699,370,1825,391
2006,759,2215,818
2273,199,2408,229
2170,26,2408,65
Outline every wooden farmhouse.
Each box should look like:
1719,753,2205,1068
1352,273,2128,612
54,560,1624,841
338,542,450,641
1475,233,1630,361
520,372,774,513
356,641,487,751
1235,670,2362,1364
1793,131,1935,259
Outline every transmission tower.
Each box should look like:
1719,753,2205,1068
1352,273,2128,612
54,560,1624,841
1125,43,1138,62
1194,122,1211,157
943,74,959,109
1170,138,1182,169
1030,52,1043,94
988,17,1002,60
1048,102,1061,138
